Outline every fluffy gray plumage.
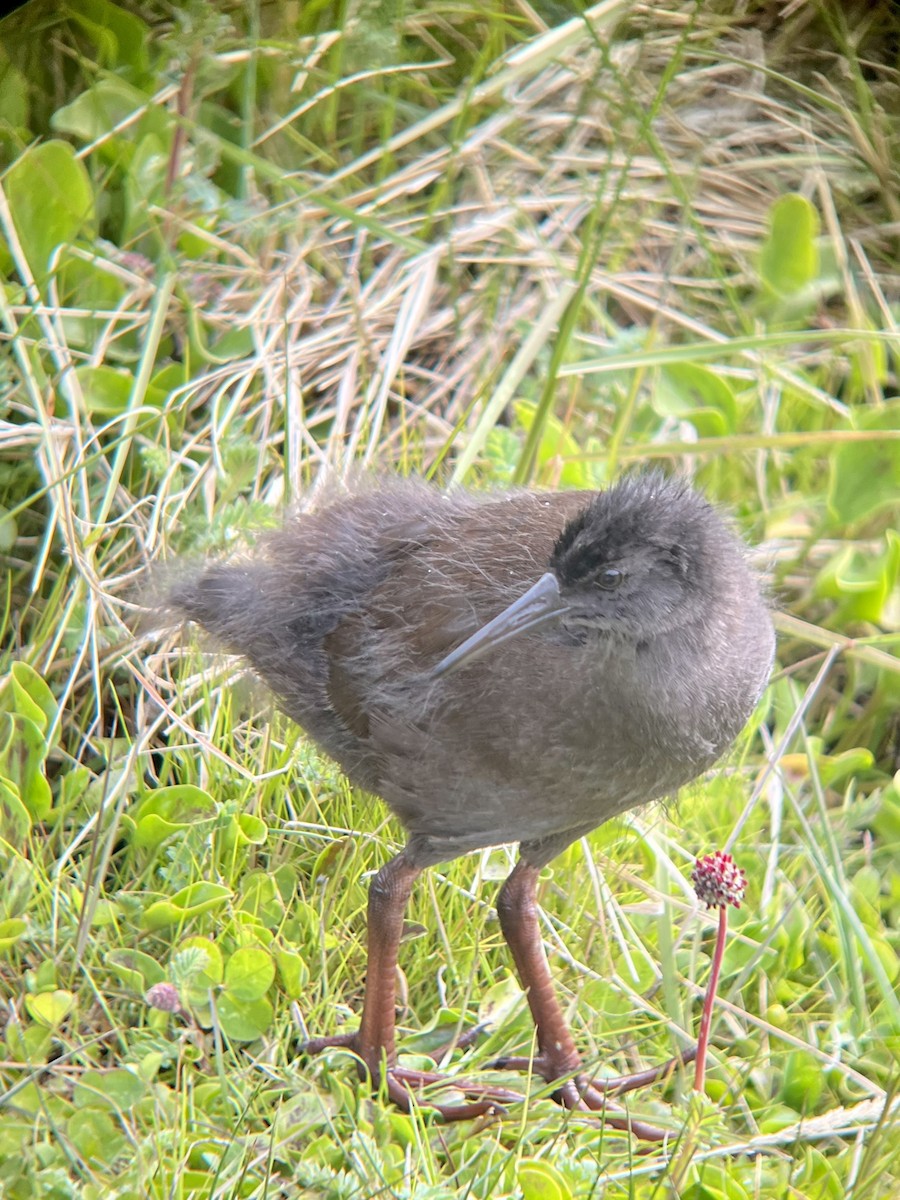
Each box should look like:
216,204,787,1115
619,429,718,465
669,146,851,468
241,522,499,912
167,473,774,869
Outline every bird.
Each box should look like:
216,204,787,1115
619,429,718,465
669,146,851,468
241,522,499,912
165,471,774,1129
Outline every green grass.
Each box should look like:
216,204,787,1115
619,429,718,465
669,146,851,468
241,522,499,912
1,0,900,1196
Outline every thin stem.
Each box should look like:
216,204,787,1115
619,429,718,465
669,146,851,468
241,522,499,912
694,905,728,1094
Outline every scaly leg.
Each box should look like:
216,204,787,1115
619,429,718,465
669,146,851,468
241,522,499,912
495,859,695,1140
302,850,521,1119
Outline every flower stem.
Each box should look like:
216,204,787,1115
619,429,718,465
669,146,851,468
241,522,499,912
694,904,728,1094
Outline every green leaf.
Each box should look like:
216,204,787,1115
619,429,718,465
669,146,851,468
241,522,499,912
141,883,231,931
8,662,58,733
25,989,75,1028
237,871,283,927
513,401,592,489
518,1160,573,1200
177,937,224,1008
781,1050,824,1112
123,133,170,239
105,948,166,992
207,326,255,362
477,973,524,1028
222,811,268,849
73,365,135,418
215,993,273,1042
67,1107,127,1166
223,946,275,1002
229,911,274,946
759,193,820,297
0,53,28,127
0,917,27,952
793,1146,846,1200
0,778,31,845
311,837,353,880
73,1067,147,1112
4,141,96,281
57,253,134,356
0,714,52,820
65,0,150,72
146,362,187,408
830,404,900,526
6,1020,52,1065
0,851,36,921
275,947,309,999
51,77,141,144
815,533,900,625
132,784,217,849
682,1157,754,1199
656,363,738,435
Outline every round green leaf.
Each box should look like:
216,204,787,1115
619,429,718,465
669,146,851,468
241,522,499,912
0,917,27,952
51,77,141,145
518,1159,573,1200
215,993,273,1042
223,946,275,1002
73,365,134,417
177,936,224,1004
73,1067,146,1112
222,811,268,849
67,1107,127,1165
25,989,75,1029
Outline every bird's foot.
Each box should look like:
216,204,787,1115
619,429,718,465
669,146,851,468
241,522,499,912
488,1045,698,1142
301,1031,523,1121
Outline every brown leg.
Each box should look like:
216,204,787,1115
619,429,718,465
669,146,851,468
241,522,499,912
354,851,420,1070
303,850,520,1119
496,860,583,1098
495,858,695,1139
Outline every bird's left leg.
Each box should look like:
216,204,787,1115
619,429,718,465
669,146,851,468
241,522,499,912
494,857,694,1140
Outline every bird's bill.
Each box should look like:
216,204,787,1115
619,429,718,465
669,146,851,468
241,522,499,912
431,571,568,677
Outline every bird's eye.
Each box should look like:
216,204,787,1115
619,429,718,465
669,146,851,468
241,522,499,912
597,567,624,590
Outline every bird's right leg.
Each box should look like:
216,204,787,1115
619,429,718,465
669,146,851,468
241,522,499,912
302,849,518,1119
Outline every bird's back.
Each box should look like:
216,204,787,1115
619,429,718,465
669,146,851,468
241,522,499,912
169,481,587,783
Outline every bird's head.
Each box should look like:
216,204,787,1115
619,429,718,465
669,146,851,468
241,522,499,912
433,474,735,677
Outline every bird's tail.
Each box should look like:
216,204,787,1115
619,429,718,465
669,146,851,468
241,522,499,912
165,562,262,650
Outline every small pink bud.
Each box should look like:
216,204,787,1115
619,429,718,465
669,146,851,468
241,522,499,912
145,982,182,1013
692,851,747,910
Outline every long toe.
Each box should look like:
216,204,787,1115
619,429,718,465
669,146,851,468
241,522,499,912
390,1064,524,1115
301,1031,361,1055
387,1074,507,1122
558,1078,674,1142
585,1045,697,1097
301,1031,523,1118
487,1047,692,1141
